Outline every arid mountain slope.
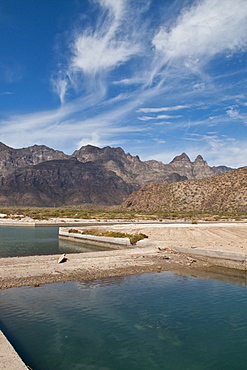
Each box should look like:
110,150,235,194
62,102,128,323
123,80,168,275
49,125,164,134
0,159,134,206
121,167,247,213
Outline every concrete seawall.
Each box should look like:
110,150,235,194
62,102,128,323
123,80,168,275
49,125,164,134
59,228,132,249
0,331,28,369
59,226,247,271
171,245,247,270
0,221,122,228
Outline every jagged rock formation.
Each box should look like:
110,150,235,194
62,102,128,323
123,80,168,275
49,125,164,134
0,159,134,206
169,153,216,179
0,142,234,207
0,142,68,177
121,167,247,213
72,146,231,187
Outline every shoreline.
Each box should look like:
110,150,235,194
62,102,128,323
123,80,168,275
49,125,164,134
1,218,247,227
0,220,247,289
0,245,209,289
1,246,247,289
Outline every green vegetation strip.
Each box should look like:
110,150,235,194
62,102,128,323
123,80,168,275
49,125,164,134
68,229,148,245
0,206,246,221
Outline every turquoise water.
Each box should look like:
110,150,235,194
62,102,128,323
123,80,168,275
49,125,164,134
0,226,110,257
1,272,247,370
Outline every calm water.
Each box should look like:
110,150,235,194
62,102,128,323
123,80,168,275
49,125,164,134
0,226,110,257
1,272,247,370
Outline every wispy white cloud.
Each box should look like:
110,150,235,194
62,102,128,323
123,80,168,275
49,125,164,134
51,76,68,105
0,91,14,96
137,116,155,121
138,114,182,121
53,0,142,104
137,105,188,113
226,107,241,119
152,0,247,63
113,77,145,86
51,0,247,136
153,138,166,144
226,106,243,119
0,86,147,152
157,114,182,119
226,105,247,124
71,28,138,76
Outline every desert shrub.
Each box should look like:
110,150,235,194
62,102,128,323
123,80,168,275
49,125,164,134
129,233,148,244
68,229,81,234
80,229,148,245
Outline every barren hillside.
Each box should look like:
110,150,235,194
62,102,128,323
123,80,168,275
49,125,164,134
121,167,247,213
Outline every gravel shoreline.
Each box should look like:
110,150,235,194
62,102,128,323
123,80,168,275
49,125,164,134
0,247,210,289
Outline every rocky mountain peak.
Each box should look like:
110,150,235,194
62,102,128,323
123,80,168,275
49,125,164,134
192,155,214,178
170,152,191,164
75,144,100,154
169,153,193,179
0,143,68,177
194,154,204,162
72,145,127,162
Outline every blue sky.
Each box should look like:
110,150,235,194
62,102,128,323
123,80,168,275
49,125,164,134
0,0,247,167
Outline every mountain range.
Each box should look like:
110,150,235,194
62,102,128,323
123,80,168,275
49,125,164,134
0,142,234,207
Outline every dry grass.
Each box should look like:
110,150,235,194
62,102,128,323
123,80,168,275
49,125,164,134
68,228,148,245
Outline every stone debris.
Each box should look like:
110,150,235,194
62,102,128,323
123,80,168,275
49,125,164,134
58,253,67,264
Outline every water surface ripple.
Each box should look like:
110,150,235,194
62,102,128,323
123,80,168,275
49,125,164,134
1,271,247,370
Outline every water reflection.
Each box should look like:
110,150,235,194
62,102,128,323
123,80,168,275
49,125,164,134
58,238,111,253
171,265,247,287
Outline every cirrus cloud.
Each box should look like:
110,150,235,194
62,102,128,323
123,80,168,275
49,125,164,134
53,0,142,104
153,0,247,62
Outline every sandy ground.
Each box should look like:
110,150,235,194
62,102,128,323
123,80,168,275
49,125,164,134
101,222,247,253
0,221,247,289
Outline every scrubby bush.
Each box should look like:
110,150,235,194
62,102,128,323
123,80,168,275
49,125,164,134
71,229,148,245
68,229,81,234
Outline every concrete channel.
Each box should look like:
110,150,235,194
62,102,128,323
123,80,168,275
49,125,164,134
0,331,28,369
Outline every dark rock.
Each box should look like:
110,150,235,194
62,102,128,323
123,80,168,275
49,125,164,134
0,158,135,206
